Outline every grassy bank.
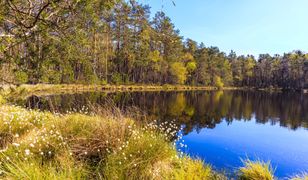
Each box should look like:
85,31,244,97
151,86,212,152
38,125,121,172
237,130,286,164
0,103,307,179
0,104,222,179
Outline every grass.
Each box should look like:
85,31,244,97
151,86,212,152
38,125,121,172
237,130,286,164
0,105,221,179
238,159,275,180
0,104,307,179
290,173,308,180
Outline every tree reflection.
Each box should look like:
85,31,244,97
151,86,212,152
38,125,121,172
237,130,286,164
22,91,308,134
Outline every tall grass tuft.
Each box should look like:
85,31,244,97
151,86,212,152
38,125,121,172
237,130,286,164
289,173,308,180
160,157,225,180
102,130,176,179
0,153,88,179
0,104,219,179
238,159,275,180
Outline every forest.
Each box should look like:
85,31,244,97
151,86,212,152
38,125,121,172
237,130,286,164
1,0,308,89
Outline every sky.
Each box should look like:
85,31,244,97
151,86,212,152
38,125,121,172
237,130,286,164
140,0,308,56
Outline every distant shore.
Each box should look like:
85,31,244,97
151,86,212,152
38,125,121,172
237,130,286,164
0,84,241,98
1,83,304,99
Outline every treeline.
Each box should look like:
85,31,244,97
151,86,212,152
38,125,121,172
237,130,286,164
1,0,308,89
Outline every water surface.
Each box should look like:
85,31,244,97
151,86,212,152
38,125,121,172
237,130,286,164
19,90,308,178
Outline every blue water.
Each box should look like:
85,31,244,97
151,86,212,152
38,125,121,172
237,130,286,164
179,117,308,178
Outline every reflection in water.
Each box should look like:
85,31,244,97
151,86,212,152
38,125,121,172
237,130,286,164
21,91,308,134
19,90,308,178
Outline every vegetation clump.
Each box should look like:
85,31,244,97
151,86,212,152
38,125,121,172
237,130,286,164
238,159,275,180
0,105,219,179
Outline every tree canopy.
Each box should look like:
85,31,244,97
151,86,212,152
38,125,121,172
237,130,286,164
1,0,307,89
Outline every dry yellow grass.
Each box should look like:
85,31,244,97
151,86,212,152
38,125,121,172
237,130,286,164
239,159,275,180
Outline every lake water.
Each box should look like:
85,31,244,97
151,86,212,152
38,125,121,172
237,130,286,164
19,90,308,178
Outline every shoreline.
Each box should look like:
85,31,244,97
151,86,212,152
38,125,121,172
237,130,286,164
0,84,238,99
1,83,302,100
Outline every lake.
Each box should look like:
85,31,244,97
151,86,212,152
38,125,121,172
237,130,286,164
18,90,308,178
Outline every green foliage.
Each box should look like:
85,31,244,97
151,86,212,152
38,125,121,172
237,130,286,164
169,62,188,84
149,50,162,63
111,73,123,85
214,76,224,89
186,61,197,73
183,52,194,61
0,0,307,89
238,159,275,180
14,71,28,84
41,71,62,84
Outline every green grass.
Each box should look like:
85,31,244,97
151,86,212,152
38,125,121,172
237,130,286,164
238,159,275,180
0,105,220,179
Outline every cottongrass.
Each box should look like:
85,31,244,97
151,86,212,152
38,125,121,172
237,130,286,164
238,159,276,180
102,130,176,179
0,104,219,179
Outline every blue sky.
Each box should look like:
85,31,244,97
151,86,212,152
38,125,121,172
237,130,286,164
140,0,308,56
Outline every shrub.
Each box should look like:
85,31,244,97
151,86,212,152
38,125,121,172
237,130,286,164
169,62,188,84
14,71,28,84
111,73,122,85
